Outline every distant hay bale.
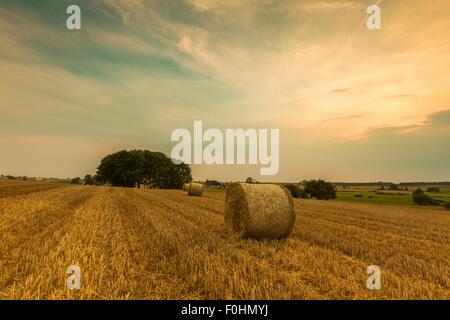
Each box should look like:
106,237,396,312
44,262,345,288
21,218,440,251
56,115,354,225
182,183,190,192
224,183,296,239
188,182,204,196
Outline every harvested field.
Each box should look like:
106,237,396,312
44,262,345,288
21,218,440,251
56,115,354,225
0,181,66,198
0,184,449,299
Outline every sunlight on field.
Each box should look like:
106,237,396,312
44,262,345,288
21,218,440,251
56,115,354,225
0,184,449,300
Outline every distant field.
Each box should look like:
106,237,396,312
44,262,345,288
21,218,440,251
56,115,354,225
336,191,415,206
336,184,450,192
336,190,450,207
0,180,66,198
0,183,449,299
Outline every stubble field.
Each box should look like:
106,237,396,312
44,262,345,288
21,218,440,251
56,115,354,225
0,183,449,299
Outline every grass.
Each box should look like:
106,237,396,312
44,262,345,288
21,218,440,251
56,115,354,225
336,190,450,207
336,191,414,206
0,183,449,299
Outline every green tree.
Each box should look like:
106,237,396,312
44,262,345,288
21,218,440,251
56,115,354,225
245,177,255,183
96,150,191,189
84,174,95,185
304,179,336,200
70,177,82,185
283,184,309,199
389,183,398,190
412,188,438,205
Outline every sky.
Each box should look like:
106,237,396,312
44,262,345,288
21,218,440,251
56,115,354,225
1,0,450,182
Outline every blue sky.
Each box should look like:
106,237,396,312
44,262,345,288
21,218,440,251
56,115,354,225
1,0,449,182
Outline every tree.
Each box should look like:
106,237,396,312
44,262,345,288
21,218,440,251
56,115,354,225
426,187,440,193
96,150,191,189
389,183,398,190
96,150,144,188
205,180,221,187
412,188,438,205
245,177,255,184
84,174,95,185
284,184,309,199
304,179,336,200
70,177,82,185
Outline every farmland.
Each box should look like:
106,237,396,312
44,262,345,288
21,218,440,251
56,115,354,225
0,183,449,299
335,188,450,207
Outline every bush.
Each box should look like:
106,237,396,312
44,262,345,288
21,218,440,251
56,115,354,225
426,187,440,193
412,188,438,206
283,184,309,199
84,174,95,185
304,179,336,200
389,184,398,190
354,194,363,198
444,202,450,210
70,177,82,185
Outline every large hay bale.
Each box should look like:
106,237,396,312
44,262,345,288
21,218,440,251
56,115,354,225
188,182,204,196
182,183,190,192
224,183,295,239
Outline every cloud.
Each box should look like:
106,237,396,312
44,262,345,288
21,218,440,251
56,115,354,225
102,0,146,23
330,88,350,93
425,109,450,128
278,0,357,13
184,0,251,13
383,94,414,100
283,109,450,182
330,114,364,121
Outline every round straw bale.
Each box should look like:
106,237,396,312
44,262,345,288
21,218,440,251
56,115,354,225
188,182,204,196
224,183,295,238
182,183,190,191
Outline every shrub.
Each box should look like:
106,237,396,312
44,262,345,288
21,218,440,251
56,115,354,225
389,184,398,190
283,184,309,199
426,187,440,193
84,174,95,185
304,179,336,200
444,202,450,210
412,188,438,206
354,194,363,198
70,177,82,185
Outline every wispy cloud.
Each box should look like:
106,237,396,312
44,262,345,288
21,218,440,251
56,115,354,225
278,0,356,13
